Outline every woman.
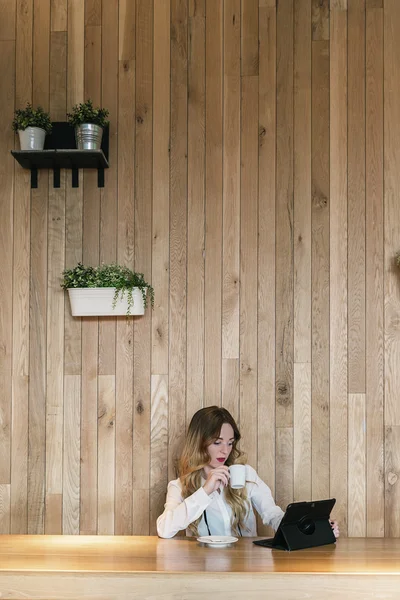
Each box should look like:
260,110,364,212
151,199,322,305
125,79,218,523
157,406,340,539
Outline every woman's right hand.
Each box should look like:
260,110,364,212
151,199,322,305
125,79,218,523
202,466,230,495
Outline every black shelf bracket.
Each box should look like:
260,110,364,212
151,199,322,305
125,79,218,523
31,167,38,189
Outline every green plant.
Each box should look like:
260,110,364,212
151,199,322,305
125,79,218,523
61,262,154,314
12,103,52,135
67,99,109,128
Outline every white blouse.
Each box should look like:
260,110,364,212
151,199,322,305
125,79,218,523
157,464,284,539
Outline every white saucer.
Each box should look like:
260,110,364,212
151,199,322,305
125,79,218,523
197,535,238,548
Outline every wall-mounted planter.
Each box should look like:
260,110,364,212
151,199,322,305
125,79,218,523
67,287,146,317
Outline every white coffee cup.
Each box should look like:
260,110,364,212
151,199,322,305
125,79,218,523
229,464,246,489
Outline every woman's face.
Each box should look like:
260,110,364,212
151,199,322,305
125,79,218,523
206,422,235,469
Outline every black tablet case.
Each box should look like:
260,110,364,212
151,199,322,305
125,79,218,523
253,498,336,551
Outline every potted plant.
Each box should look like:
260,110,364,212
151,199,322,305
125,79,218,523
61,262,154,317
12,103,52,150
67,99,109,150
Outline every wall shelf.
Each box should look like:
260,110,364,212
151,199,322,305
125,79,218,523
11,122,109,188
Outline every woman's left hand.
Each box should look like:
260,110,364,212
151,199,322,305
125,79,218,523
330,520,339,538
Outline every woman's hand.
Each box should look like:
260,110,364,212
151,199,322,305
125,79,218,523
330,520,339,538
203,466,230,495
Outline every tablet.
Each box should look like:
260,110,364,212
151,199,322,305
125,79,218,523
253,498,336,551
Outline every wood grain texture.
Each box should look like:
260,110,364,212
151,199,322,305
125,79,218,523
204,0,222,404
329,7,348,535
169,0,188,480
62,375,80,534
348,393,366,537
294,0,311,364
222,0,240,360
311,39,330,501
384,0,400,536
0,40,15,493
1,0,399,538
294,363,311,502
51,0,67,32
187,0,205,418
240,74,258,467
152,0,170,377
347,0,366,394
366,2,384,538
275,0,294,428
312,0,329,41
257,5,276,529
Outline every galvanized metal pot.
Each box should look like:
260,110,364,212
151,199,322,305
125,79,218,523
18,127,46,150
75,123,103,150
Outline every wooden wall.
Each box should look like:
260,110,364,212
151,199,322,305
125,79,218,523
0,0,399,537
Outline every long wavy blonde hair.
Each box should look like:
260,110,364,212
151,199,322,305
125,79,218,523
178,406,249,536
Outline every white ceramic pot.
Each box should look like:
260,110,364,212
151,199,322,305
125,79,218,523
67,287,146,317
18,127,46,150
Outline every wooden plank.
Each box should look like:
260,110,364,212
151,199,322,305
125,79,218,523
15,0,33,106
99,0,118,380
222,0,240,361
312,0,329,41
385,426,400,536
80,320,98,534
169,0,188,478
222,358,239,423
133,0,153,527
204,0,222,403
115,320,133,535
331,0,347,9
0,40,15,488
119,0,135,61
348,393,366,536
275,0,293,430
384,0,400,536
294,363,311,501
67,0,84,108
187,0,205,417
275,427,293,510
311,40,330,501
294,0,311,365
240,75,258,467
132,489,149,535
241,0,258,76
348,0,366,394
0,485,10,534
29,0,50,536
0,0,16,40
257,4,276,536
11,0,31,522
330,8,348,534
28,172,47,535
45,183,65,534
150,375,168,535
50,31,67,121
85,0,101,26
97,375,115,535
11,376,29,533
64,182,83,379
51,0,67,32
152,0,170,377
62,375,80,535
365,3,384,538
115,0,136,537
33,0,50,108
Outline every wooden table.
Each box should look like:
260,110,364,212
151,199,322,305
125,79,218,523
0,535,399,599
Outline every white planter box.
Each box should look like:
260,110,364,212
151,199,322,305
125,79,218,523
67,287,146,316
